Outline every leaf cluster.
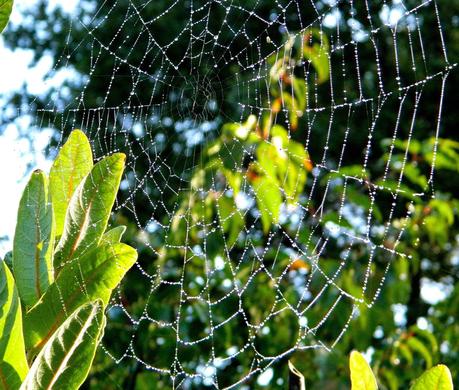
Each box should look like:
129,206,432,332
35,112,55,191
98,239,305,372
0,130,137,389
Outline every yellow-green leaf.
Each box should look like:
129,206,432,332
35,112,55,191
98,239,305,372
302,28,330,84
13,170,55,307
54,153,125,271
411,365,453,390
101,225,127,245
252,176,282,234
0,262,28,388
406,336,433,368
350,351,378,390
20,300,106,390
49,129,93,237
24,242,136,356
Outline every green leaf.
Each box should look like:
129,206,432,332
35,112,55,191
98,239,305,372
2,252,12,271
24,242,136,356
20,300,106,390
252,176,282,234
101,225,127,244
380,369,399,390
54,153,126,271
0,262,28,388
406,336,433,368
397,342,414,365
302,28,330,84
411,365,453,390
350,351,378,390
13,170,55,307
256,142,278,180
0,0,13,34
412,327,438,354
217,196,244,247
49,129,93,237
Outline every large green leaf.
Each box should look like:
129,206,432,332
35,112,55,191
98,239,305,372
20,300,106,390
13,170,55,307
54,153,126,271
217,196,244,247
100,225,127,245
252,176,282,234
411,365,453,390
0,262,28,389
349,351,378,390
49,130,93,237
406,336,433,368
0,0,13,34
302,28,330,84
24,242,136,355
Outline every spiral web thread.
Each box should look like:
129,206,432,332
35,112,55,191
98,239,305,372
3,0,456,388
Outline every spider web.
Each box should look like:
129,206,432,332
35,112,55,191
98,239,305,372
2,0,456,388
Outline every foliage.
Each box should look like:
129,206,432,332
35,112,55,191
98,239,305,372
0,262,28,388
1,0,459,389
20,301,105,390
0,130,136,389
289,351,453,390
350,351,378,390
0,0,13,33
411,365,454,390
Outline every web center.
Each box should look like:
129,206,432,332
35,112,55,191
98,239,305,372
176,73,220,123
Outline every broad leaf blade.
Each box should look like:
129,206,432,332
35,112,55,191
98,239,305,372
13,170,55,307
350,351,378,390
101,225,127,245
24,242,137,355
54,153,126,271
20,300,106,390
49,129,93,237
411,365,453,390
0,0,13,34
0,262,28,388
252,176,282,234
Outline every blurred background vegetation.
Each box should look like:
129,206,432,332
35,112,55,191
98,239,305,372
0,0,458,388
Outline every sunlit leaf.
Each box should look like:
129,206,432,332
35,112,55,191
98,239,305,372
0,262,28,388
54,153,125,271
24,242,136,356
406,336,433,368
0,0,13,33
397,342,414,365
217,195,244,246
302,29,330,83
350,350,378,390
49,129,93,237
252,176,282,234
101,225,127,244
411,365,453,390
13,170,54,307
20,300,106,390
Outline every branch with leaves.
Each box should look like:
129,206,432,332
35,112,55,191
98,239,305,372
0,130,137,389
